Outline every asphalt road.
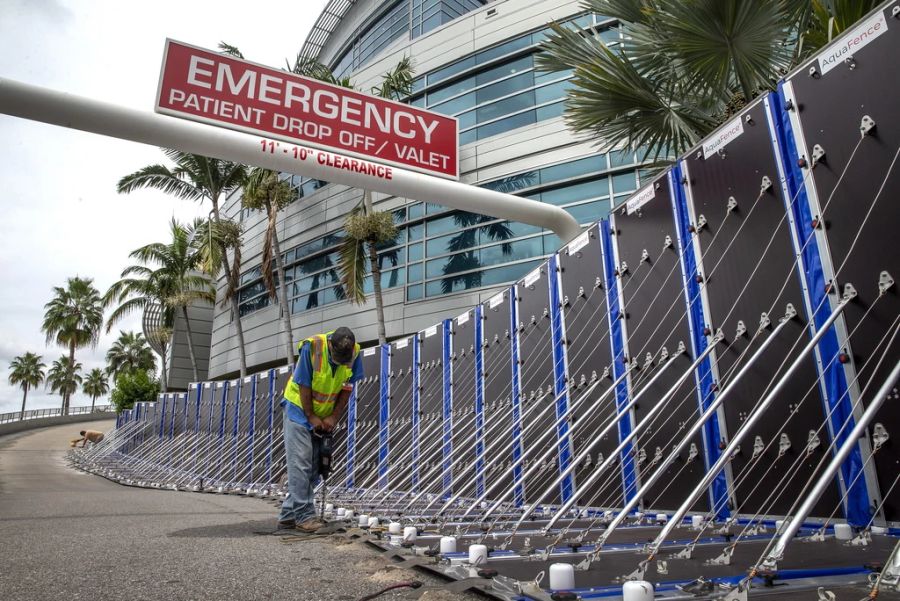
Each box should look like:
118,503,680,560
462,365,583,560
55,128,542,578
0,420,478,601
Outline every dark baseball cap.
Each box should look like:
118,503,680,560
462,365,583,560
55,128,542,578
330,327,356,364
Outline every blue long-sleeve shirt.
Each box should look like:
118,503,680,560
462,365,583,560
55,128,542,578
281,338,364,429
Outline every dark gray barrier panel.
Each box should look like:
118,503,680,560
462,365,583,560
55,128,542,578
378,344,390,489
240,374,257,485
481,289,517,503
610,176,709,513
388,336,414,490
419,324,444,493
154,394,165,438
212,380,234,476
252,370,273,486
780,1,898,523
514,264,558,503
269,366,292,486
184,386,197,435
557,223,619,508
681,95,843,518
451,309,476,495
233,375,254,484
353,347,381,488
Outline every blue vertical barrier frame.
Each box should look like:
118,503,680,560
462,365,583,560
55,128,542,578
600,219,638,503
669,166,730,518
474,305,486,497
412,334,421,492
768,87,869,525
193,385,202,434
205,384,215,435
548,254,575,502
169,390,178,439
191,386,204,467
135,403,142,448
442,319,453,498
158,394,168,440
246,375,257,481
266,370,276,484
378,344,390,489
510,286,525,507
182,392,191,434
346,383,357,488
217,381,229,475
230,379,241,484
135,403,147,444
218,381,229,439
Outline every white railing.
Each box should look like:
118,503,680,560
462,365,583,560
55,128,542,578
0,405,114,425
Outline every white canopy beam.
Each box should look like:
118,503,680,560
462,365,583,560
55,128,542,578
0,78,583,242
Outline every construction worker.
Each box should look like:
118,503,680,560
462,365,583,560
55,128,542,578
70,429,104,448
278,327,363,532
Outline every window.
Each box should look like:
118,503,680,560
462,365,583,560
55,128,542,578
332,1,487,79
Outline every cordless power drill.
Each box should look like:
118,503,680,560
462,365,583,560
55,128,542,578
318,430,334,479
317,430,335,520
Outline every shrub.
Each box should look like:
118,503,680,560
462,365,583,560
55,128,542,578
110,370,160,413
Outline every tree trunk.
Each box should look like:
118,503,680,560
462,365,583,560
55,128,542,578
211,200,248,377
66,339,76,415
159,343,169,393
90,394,96,413
268,199,295,365
362,190,388,346
181,305,200,383
366,239,387,346
20,384,28,420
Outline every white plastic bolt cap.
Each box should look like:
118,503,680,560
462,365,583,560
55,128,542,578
549,563,575,590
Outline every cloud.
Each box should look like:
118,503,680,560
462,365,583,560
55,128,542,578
0,0,329,414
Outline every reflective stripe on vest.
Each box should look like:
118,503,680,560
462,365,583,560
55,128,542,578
283,333,360,418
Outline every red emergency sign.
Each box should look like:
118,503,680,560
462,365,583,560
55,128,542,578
156,39,459,179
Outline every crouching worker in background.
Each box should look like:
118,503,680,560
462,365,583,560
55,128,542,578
278,327,362,533
70,429,104,448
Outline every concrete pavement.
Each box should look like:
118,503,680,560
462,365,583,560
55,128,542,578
0,420,477,600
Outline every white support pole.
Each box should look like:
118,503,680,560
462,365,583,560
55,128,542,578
0,78,583,243
647,291,855,557
763,356,900,570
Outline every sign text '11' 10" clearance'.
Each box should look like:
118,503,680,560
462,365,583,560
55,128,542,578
156,39,458,179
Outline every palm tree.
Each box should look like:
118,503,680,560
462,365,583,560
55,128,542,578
536,0,880,164
117,151,248,376
82,368,109,412
241,168,299,363
41,277,103,414
47,356,83,406
291,56,414,346
8,352,46,419
105,331,156,381
340,209,400,344
104,219,215,385
220,42,414,346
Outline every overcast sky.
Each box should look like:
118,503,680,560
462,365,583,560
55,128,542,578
0,0,329,414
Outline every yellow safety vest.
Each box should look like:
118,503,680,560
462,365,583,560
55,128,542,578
284,333,360,418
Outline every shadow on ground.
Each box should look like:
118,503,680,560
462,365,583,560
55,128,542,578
168,518,278,538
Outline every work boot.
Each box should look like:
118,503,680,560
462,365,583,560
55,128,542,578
276,520,295,531
296,517,325,533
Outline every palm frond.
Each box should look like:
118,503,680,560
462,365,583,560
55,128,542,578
372,55,415,99
105,297,150,332
116,164,205,201
218,41,244,59
338,236,367,305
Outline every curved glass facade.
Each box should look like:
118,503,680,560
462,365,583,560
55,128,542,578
331,0,488,80
217,1,658,377
237,148,647,317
